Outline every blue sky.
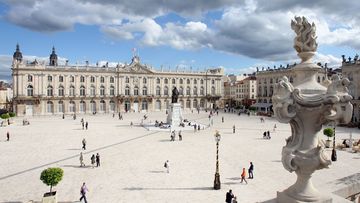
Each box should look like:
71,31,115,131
0,0,359,81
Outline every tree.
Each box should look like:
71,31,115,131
40,168,64,192
323,128,334,141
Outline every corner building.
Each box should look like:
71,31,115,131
12,45,224,116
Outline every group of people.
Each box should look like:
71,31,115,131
226,162,254,203
81,118,89,130
170,130,182,141
263,131,271,139
79,152,101,168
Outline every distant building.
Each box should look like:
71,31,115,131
223,74,256,108
11,45,224,116
0,82,12,110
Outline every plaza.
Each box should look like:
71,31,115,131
0,110,359,203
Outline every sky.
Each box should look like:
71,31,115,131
0,0,360,82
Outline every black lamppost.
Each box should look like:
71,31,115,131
331,122,337,161
214,131,221,190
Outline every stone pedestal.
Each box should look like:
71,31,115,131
167,103,183,129
42,192,57,203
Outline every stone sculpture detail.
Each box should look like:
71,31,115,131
273,17,353,203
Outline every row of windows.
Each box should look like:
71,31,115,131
125,77,215,85
46,100,116,113
28,75,115,83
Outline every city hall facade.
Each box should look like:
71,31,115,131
12,45,224,116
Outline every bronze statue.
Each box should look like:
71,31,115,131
171,87,179,103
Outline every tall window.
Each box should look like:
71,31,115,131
211,86,215,95
109,100,115,112
110,86,115,96
125,86,130,95
69,101,75,113
164,78,168,84
48,75,52,82
186,86,190,95
69,85,75,96
180,79,183,84
156,78,160,84
142,86,147,95
100,85,105,96
156,86,161,96
70,76,74,82
164,86,169,96
212,79,215,84
28,75,33,82
143,78,147,84
58,101,64,113
47,86,53,96
194,79,197,84
90,101,96,112
59,75,63,82
80,86,86,96
193,87,197,95
142,100,148,110
90,86,95,96
47,101,53,113
134,86,139,96
179,87,183,95
100,77,105,83
187,79,190,84
80,76,85,83
172,78,175,84
100,100,106,112
90,76,95,83
200,79,204,84
27,85,33,96
80,101,86,113
125,77,129,83
200,87,204,95
110,77,114,83
58,86,64,96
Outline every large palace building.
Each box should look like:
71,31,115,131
12,45,224,116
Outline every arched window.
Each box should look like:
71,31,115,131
58,101,64,113
48,75,52,82
142,100,148,110
90,86,95,96
100,85,105,96
155,100,161,110
28,75,33,82
109,100,115,112
142,86,147,95
156,78,160,84
200,79,204,85
110,86,115,96
194,79,197,84
143,78,147,84
164,78,168,84
70,76,74,82
156,86,161,96
69,85,75,96
211,86,215,95
80,100,86,113
200,87,204,95
58,85,64,96
186,86,190,95
172,78,176,84
186,99,191,108
270,78,273,84
193,86,198,95
47,101,53,113
180,79,183,84
164,86,169,96
134,86,139,95
59,75,63,82
179,87,183,95
100,100,106,112
125,77,129,83
110,77,114,83
270,86,274,96
80,86,86,96
200,99,205,108
27,85,33,96
193,100,198,108
212,79,215,84
90,76,95,83
90,100,96,113
47,86,53,96
187,79,190,84
100,76,105,83
80,76,85,83
69,101,76,113
125,85,130,95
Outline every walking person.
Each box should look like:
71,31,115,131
225,189,234,203
240,168,248,184
273,124,277,132
6,131,9,141
222,116,224,123
96,153,100,167
164,160,169,173
82,122,84,130
82,138,86,150
248,162,254,179
194,124,197,132
62,114,65,119
85,122,88,130
79,182,89,203
233,125,235,134
91,154,96,168
178,130,182,141
79,152,85,167
267,130,271,139
232,196,238,203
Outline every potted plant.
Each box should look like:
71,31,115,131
323,128,334,148
40,167,63,203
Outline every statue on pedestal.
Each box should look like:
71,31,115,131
171,87,179,103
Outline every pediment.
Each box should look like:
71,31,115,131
122,63,154,74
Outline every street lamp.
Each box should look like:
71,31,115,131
214,130,221,190
331,122,337,161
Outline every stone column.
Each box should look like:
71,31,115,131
273,16,353,203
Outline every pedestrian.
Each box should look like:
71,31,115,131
82,122,84,130
198,125,200,131
170,130,175,141
79,182,89,203
267,130,271,139
85,122,88,130
112,113,115,118
82,138,86,150
232,196,238,203
233,125,235,134
240,168,248,184
79,152,85,167
130,121,133,127
164,160,169,173
273,124,277,132
217,111,219,116
96,153,100,167
248,162,254,179
263,131,267,139
6,131,9,141
120,114,123,120
91,154,96,168
7,119,10,125
222,116,224,123
73,114,76,120
225,189,234,203
194,124,197,132
178,130,182,141
62,114,65,119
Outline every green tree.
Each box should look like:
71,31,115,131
40,168,64,192
323,128,334,141
0,113,10,119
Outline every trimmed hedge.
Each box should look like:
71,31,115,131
0,113,10,119
40,167,64,192
9,112,15,117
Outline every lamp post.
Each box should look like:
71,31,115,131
331,122,337,161
213,131,221,190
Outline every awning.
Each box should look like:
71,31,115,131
251,103,273,108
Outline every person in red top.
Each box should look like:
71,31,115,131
240,168,248,184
